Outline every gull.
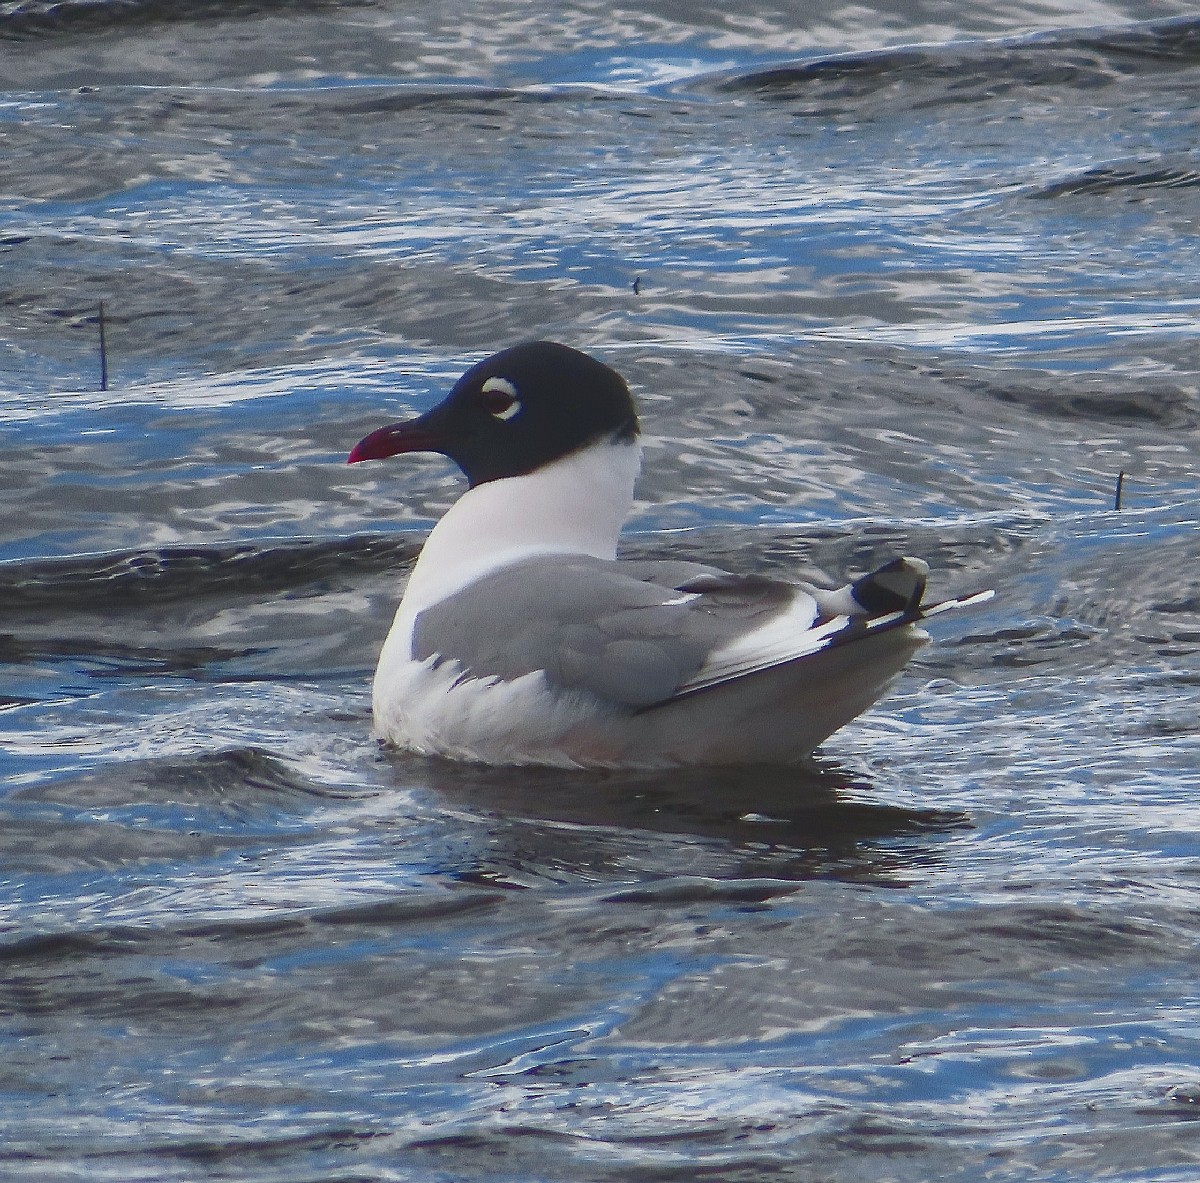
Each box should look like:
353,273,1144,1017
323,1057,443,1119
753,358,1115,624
348,341,990,767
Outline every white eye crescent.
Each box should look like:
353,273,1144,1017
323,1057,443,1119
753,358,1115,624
480,376,522,421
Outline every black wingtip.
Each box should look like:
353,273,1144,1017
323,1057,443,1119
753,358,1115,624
850,556,929,616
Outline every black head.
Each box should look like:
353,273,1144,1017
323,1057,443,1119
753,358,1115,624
348,341,640,487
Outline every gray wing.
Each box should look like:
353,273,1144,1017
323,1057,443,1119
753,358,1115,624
411,554,806,708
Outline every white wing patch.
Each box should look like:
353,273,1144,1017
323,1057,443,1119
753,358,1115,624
671,586,995,701
676,588,835,695
659,592,702,607
920,588,996,617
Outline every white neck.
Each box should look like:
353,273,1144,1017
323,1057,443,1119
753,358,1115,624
398,436,641,620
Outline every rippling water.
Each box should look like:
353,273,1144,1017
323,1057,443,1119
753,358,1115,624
2,1,1199,1179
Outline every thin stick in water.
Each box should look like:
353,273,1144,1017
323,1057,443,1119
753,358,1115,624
1114,470,1124,511
97,301,110,391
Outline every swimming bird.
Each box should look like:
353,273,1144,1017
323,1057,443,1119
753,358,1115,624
348,341,990,767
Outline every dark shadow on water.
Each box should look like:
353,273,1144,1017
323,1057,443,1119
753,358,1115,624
395,754,971,888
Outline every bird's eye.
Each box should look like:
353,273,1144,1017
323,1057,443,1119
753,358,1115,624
479,376,522,421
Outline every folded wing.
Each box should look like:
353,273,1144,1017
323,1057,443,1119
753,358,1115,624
410,553,988,712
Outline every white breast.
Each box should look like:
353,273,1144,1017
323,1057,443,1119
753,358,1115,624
371,437,642,758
